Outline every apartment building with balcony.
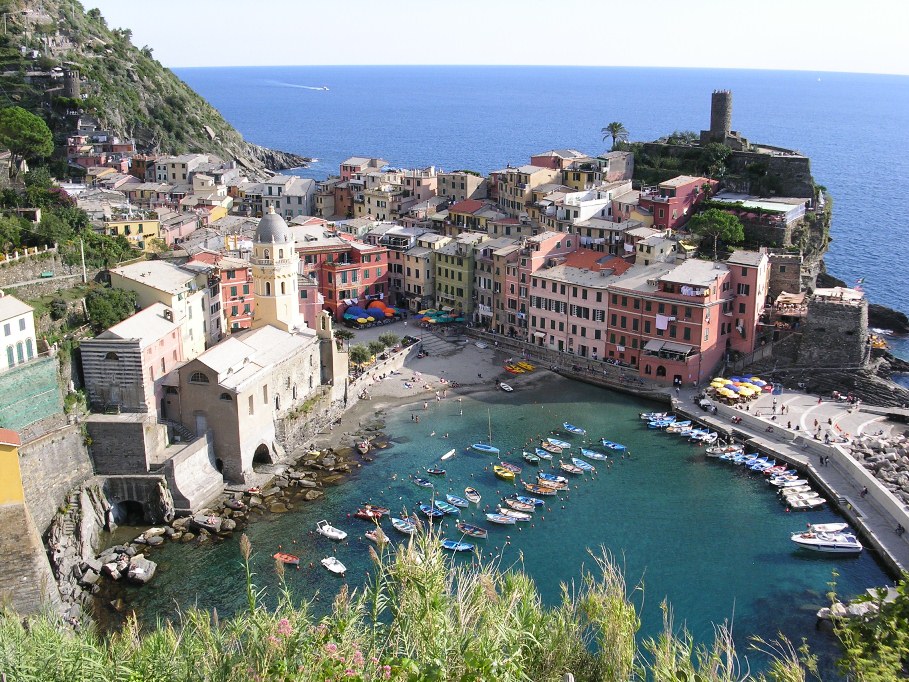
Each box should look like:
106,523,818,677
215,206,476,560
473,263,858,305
402,233,451,312
434,233,487,316
638,175,717,231
496,165,561,218
101,211,161,252
339,156,388,181
437,171,487,202
187,250,255,331
262,175,316,220
472,237,519,329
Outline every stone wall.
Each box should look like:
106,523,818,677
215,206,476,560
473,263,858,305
103,476,174,525
85,415,167,475
766,251,804,299
0,252,75,287
161,434,224,514
796,298,868,369
19,423,95,533
0,502,60,615
727,151,814,198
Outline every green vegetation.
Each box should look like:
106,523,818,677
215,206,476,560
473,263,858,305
349,343,372,366
377,332,400,349
0,532,824,681
333,328,354,350
629,142,731,186
367,340,386,360
601,121,629,151
688,208,745,260
0,106,53,173
84,286,137,331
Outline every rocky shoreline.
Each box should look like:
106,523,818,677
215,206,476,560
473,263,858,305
846,431,909,507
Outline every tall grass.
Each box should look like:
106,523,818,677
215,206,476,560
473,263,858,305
0,530,814,681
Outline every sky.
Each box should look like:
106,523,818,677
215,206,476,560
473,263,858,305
84,0,909,76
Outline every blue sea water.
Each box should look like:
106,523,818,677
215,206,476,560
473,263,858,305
174,65,909,318
116,377,889,677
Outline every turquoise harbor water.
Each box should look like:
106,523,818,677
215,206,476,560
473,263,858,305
114,376,889,676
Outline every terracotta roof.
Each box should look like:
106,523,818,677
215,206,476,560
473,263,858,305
447,199,486,215
0,428,21,447
562,249,632,275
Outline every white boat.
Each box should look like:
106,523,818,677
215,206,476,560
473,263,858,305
315,520,347,541
788,497,826,509
771,478,809,488
782,492,822,502
806,522,850,534
499,382,514,392
475,341,488,349
790,531,863,554
547,437,572,449
706,444,743,457
640,411,668,420
321,556,347,574
440,448,456,461
779,485,813,495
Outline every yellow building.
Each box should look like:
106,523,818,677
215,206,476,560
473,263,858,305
434,233,486,315
0,428,23,505
104,214,161,252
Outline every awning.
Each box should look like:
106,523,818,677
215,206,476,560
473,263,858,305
663,341,694,354
643,339,664,352
533,331,546,338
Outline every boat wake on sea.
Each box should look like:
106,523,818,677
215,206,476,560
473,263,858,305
267,80,329,91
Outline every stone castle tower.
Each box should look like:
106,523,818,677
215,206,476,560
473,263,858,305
709,90,732,140
63,69,80,99
250,207,301,332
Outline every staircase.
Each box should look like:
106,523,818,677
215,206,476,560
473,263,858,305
157,418,196,443
417,331,462,356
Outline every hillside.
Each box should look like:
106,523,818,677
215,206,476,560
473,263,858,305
0,0,308,177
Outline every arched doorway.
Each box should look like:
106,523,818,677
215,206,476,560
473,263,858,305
253,443,272,469
656,365,667,377
110,500,145,525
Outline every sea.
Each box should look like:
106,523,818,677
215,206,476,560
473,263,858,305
115,66,907,673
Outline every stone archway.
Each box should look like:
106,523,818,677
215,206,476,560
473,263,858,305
109,499,145,525
252,443,273,469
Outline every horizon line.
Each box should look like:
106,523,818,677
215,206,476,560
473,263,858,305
168,63,909,78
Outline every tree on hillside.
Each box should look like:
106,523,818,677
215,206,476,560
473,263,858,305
0,107,53,174
688,208,745,259
601,121,629,150
333,328,354,350
348,344,371,366
85,287,138,332
0,214,22,253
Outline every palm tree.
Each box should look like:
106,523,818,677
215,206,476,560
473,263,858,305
601,121,629,150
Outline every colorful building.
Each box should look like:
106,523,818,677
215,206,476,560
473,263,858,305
187,250,254,331
434,233,486,316
638,175,717,231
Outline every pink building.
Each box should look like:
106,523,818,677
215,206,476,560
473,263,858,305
79,303,184,417
188,251,255,331
339,156,388,181
638,176,717,231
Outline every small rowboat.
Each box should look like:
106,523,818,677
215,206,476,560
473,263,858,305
391,517,416,535
507,493,545,507
562,422,586,435
419,503,444,518
464,487,482,504
779,485,813,495
472,443,500,455
445,494,469,508
706,443,742,456
321,556,346,575
547,437,572,449
361,504,390,515
496,506,531,521
499,382,514,392
580,448,608,460
600,438,626,450
425,467,446,476
788,497,826,509
456,522,488,538
504,364,525,374
440,448,456,461
411,475,434,488
515,361,535,371
273,552,300,565
441,538,474,552
534,447,554,460
433,500,461,515
493,465,515,481
537,472,569,486
354,507,383,521
486,513,517,525
782,492,821,502
559,461,584,475
499,461,522,474
640,411,668,420
540,442,562,455
475,341,488,349
666,421,693,433
357,440,370,455
502,498,534,512
365,528,388,545
522,450,540,464
571,457,596,472
522,481,558,495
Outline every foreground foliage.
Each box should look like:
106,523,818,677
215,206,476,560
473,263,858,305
0,532,820,681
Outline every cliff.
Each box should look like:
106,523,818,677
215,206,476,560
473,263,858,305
0,0,309,178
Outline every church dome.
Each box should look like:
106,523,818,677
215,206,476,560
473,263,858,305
255,207,291,243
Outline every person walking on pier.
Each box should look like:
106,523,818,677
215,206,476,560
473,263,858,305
860,486,869,498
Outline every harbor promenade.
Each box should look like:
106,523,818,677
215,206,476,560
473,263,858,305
674,385,909,576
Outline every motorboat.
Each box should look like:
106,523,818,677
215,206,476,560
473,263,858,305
559,460,584,475
502,498,534,512
472,443,500,455
441,538,474,552
779,485,813,495
782,492,822,503
485,513,517,525
425,467,446,476
580,448,608,460
496,506,531,521
540,442,562,455
321,556,347,575
440,448,456,461
806,522,850,534
547,437,572,449
499,382,514,392
391,517,416,535
433,500,461,515
456,522,488,538
273,552,300,565
419,503,444,518
522,451,541,464
788,497,826,509
315,520,347,541
537,472,569,487
522,481,558,495
562,422,587,435
571,457,596,472
365,528,388,545
640,411,669,420
493,465,515,481
411,475,434,488
534,447,554,460
706,443,742,457
770,478,809,488
445,494,469,508
791,530,863,553
765,468,797,478
507,493,545,507
499,461,522,474
666,420,693,433
464,487,482,504
600,438,626,450
354,507,383,521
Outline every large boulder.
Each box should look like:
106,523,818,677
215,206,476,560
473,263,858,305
126,555,157,584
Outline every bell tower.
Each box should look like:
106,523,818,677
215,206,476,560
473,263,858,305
251,207,300,332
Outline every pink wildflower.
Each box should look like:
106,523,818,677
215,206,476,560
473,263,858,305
345,670,355,677
267,635,280,647
352,650,365,667
277,618,293,636
371,657,379,664
383,664,392,679
325,642,338,654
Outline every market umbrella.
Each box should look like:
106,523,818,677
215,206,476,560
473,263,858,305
749,376,763,383
712,377,727,383
455,317,465,322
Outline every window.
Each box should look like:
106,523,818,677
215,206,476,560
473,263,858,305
248,395,254,415
243,284,249,295
281,282,286,295
262,385,268,404
230,286,238,297
738,302,746,314
104,351,119,361
741,267,748,277
220,392,233,401
265,282,271,296
189,372,210,384
737,283,750,296
685,306,692,318
6,345,13,368
645,301,652,312
683,327,691,341
25,338,33,359
2,323,9,336
18,318,26,331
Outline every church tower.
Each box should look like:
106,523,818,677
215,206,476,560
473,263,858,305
251,207,301,332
